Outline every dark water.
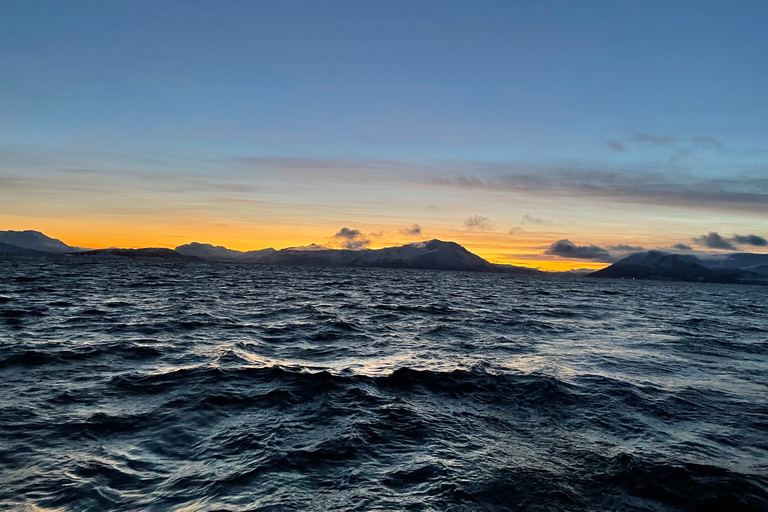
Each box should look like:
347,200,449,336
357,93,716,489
1,257,767,511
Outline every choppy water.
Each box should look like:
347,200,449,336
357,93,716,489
1,257,767,511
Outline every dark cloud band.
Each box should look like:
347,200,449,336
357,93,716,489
692,232,767,250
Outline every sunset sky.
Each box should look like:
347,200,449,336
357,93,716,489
2,1,767,270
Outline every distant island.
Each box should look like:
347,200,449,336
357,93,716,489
588,250,768,285
2,229,767,284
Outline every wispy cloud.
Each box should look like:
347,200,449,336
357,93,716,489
692,135,723,148
231,156,413,184
632,134,676,145
400,224,422,236
428,166,768,213
521,214,551,225
604,134,724,164
7,146,764,219
464,215,493,231
2,164,260,195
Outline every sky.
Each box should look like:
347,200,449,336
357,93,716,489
1,0,767,270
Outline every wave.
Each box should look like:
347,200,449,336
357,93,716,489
0,343,163,368
2,258,767,511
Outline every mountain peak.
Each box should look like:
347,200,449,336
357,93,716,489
589,250,767,284
0,230,80,254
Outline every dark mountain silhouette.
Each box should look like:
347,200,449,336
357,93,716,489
0,230,82,253
256,240,500,272
69,239,498,271
175,242,277,262
0,230,498,271
175,239,499,272
72,248,201,260
5,229,768,279
742,264,768,277
493,263,543,275
588,251,767,284
703,253,768,276
0,241,55,257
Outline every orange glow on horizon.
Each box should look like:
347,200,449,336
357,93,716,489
1,216,616,272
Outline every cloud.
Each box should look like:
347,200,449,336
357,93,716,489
521,214,550,225
333,227,371,250
287,243,329,251
400,224,422,236
604,134,723,164
632,134,676,145
508,227,525,235
607,134,721,153
608,244,646,252
672,243,693,251
428,167,768,214
692,135,723,148
693,232,736,251
464,215,493,231
732,234,768,246
544,239,614,262
692,232,767,249
668,148,693,164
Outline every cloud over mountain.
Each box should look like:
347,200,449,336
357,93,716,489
544,240,613,262
608,244,646,252
692,232,768,250
732,234,767,246
544,240,648,263
692,232,736,250
334,227,371,250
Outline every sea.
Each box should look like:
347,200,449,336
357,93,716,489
1,257,767,511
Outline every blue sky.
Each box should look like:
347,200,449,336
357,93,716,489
1,1,767,267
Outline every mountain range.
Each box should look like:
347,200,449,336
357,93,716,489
2,229,767,283
0,230,509,273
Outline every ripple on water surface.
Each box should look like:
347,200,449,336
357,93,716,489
1,257,767,511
